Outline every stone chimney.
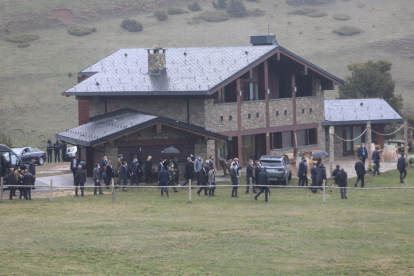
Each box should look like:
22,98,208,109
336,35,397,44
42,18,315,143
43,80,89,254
147,45,166,75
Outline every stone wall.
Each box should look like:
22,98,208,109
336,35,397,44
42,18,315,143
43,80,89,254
240,101,267,130
325,126,344,157
204,99,238,133
296,95,324,125
89,99,205,127
270,148,294,156
269,98,293,127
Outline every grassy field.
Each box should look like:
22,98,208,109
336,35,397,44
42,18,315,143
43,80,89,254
1,167,414,275
0,0,414,147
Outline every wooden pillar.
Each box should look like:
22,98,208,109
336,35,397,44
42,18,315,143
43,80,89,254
237,79,241,132
266,133,270,155
367,121,372,168
264,60,270,128
238,136,242,164
404,119,408,158
292,75,297,156
329,126,334,178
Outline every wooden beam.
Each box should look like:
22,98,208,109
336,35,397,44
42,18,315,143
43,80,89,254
156,123,162,134
237,79,242,132
219,122,319,137
277,51,280,61
304,66,308,75
238,135,242,163
264,60,270,129
266,133,270,155
292,75,297,125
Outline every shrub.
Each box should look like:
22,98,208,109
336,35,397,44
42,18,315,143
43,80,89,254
409,158,414,165
333,13,350,20
308,11,328,17
121,19,143,32
213,0,227,10
167,7,185,14
67,25,96,36
199,10,229,22
4,33,40,43
226,0,248,18
248,8,265,17
333,26,361,36
188,2,202,12
154,10,168,21
288,7,316,15
367,166,372,172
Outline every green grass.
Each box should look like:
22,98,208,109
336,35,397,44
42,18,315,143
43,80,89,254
1,168,414,275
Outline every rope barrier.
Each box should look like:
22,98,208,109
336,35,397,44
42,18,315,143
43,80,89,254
371,124,405,136
333,128,367,142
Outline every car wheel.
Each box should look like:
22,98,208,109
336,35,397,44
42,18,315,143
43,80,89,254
38,157,44,165
285,177,289,186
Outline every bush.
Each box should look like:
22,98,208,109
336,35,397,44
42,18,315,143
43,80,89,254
199,10,229,22
308,11,328,17
333,13,350,20
333,26,361,36
188,2,202,12
248,8,265,17
0,133,12,147
213,0,227,10
288,7,316,15
154,10,168,21
121,19,143,32
67,25,96,36
368,166,372,172
167,7,185,14
409,158,414,165
4,33,40,43
226,0,248,18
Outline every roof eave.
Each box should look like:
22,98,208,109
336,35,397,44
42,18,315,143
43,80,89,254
62,90,210,97
321,119,404,126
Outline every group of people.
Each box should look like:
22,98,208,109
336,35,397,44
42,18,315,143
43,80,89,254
46,139,67,163
6,159,36,200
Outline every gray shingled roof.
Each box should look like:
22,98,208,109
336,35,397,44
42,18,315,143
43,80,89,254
55,108,228,146
322,98,403,125
62,44,344,96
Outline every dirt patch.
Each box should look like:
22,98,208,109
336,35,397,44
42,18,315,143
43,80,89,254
44,9,74,25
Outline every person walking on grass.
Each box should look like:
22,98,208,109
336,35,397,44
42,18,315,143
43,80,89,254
255,167,270,202
230,162,239,198
197,163,208,196
310,162,318,193
158,166,169,197
246,159,255,194
355,157,366,188
28,159,36,189
397,153,407,183
74,165,86,197
46,139,53,163
316,162,327,191
168,163,179,193
208,166,216,197
181,157,194,187
105,161,114,189
298,157,308,186
23,169,34,200
194,154,203,182
330,167,348,199
372,146,381,176
145,156,153,184
93,163,103,195
8,168,15,200
357,143,368,166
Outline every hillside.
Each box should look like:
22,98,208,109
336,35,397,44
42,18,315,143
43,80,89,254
0,0,413,147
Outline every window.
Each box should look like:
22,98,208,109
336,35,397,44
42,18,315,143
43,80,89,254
256,112,259,118
297,128,318,147
248,113,251,119
243,82,259,101
283,131,293,148
229,115,232,121
276,111,279,116
261,160,282,167
296,75,313,97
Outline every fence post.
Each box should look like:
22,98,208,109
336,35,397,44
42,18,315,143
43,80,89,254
367,121,373,168
405,178,408,205
404,119,408,158
249,177,253,203
50,179,53,203
112,178,115,203
189,179,192,202
0,177,3,203
323,179,326,204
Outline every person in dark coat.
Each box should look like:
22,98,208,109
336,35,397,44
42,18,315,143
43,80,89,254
332,165,340,184
158,166,170,197
8,168,16,200
255,167,270,202
158,159,164,172
163,157,168,170
170,156,179,185
298,157,308,186
310,162,318,193
145,156,153,184
372,147,381,176
61,140,67,161
182,157,194,186
100,156,108,180
246,159,256,194
79,159,86,169
230,162,239,198
105,161,114,188
120,161,128,191
330,167,348,199
197,164,208,196
397,153,407,183
255,161,262,185
74,165,86,197
46,139,53,163
70,154,79,186
357,143,368,165
28,159,36,189
130,157,138,186
208,167,216,197
316,163,327,190
93,164,103,195
135,155,142,183
53,140,60,163
354,157,366,188
23,169,34,200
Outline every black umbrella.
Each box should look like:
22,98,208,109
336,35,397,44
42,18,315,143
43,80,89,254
311,151,328,159
161,146,180,154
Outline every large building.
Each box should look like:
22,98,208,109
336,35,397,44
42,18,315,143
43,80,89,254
56,35,345,175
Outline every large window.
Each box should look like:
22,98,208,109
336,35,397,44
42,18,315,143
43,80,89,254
243,82,259,101
296,75,313,97
272,131,293,149
297,128,318,147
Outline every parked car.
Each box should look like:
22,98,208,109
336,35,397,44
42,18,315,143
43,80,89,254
12,147,46,165
259,155,292,185
0,144,25,186
63,146,77,162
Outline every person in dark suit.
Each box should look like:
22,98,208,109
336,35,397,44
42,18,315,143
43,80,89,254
182,157,194,186
255,167,270,202
158,166,170,197
145,156,153,184
170,156,179,185
310,162,318,193
372,147,381,176
298,157,308,186
357,143,368,165
23,169,34,200
120,161,128,191
70,154,79,185
93,164,103,195
8,168,16,200
74,165,86,197
28,159,36,189
53,140,60,163
355,157,366,187
330,167,348,199
230,162,239,198
79,159,86,169
316,163,327,189
100,156,107,179
332,165,340,184
61,140,67,161
46,139,53,163
397,153,407,183
130,157,138,186
255,161,262,186
246,159,255,194
158,159,164,173
105,161,114,188
197,163,208,196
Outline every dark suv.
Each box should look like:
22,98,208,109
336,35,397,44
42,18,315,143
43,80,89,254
0,144,25,186
259,155,292,185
